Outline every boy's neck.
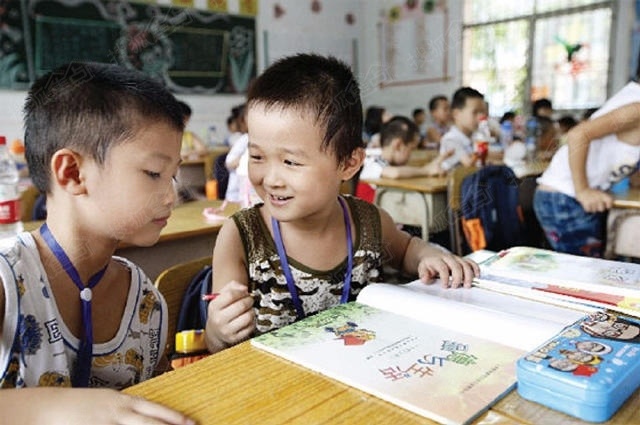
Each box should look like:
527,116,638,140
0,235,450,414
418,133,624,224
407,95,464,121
454,124,474,138
35,218,116,283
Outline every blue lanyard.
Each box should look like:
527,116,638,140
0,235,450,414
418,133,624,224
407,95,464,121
271,197,353,320
39,224,108,387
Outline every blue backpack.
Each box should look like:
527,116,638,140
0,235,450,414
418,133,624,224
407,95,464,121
460,165,525,252
176,265,212,332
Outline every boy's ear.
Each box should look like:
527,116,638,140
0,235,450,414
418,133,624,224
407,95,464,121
51,148,87,195
339,147,365,181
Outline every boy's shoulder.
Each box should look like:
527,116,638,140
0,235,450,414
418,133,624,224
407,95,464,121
441,125,469,145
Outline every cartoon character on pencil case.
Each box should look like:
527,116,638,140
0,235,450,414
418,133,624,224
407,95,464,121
580,312,640,343
548,356,598,377
325,322,376,346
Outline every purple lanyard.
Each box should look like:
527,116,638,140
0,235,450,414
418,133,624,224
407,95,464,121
271,197,353,320
40,224,108,388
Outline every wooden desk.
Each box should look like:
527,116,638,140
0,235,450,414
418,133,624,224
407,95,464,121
607,188,640,260
24,199,237,281
124,340,640,425
613,187,640,209
362,176,449,240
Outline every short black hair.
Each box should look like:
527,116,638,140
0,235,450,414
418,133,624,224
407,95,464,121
450,87,484,110
532,98,553,116
557,114,578,131
247,54,363,165
24,62,184,193
178,100,192,118
500,111,516,124
380,116,420,148
364,106,385,137
428,95,448,111
412,108,425,118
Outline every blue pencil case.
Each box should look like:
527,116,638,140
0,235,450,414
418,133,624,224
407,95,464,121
517,311,640,422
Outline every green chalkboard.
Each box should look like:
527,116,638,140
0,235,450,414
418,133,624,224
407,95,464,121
0,0,255,94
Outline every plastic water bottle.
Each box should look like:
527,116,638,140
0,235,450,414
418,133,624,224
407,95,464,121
0,136,23,239
525,118,538,161
499,121,513,151
473,117,491,166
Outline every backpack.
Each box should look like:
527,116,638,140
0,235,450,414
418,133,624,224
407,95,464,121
176,265,212,332
460,165,525,252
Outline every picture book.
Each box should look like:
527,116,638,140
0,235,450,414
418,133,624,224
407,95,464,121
475,247,640,317
251,281,589,424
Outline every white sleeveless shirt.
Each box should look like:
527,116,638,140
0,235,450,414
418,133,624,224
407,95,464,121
537,82,640,196
0,233,167,388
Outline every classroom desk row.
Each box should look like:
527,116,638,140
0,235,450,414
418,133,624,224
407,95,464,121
23,199,236,281
362,160,550,241
124,339,640,425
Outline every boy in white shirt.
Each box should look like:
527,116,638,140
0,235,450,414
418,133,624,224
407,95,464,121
439,87,485,171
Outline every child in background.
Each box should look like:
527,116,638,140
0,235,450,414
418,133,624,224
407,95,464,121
363,105,391,148
213,104,248,214
439,87,485,171
423,95,451,149
177,100,208,160
556,114,578,146
534,81,640,257
359,115,450,180
0,63,194,424
205,54,478,353
412,107,427,142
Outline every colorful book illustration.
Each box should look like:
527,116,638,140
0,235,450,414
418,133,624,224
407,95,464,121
251,281,588,424
475,247,640,317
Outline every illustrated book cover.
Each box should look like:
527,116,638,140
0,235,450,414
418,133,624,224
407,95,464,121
252,301,522,425
475,246,640,317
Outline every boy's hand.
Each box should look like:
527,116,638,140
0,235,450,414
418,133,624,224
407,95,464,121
7,387,195,425
417,253,479,288
422,149,454,176
576,188,613,213
205,280,255,352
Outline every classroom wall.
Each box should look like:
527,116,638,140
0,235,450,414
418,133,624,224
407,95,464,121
0,0,633,143
360,0,634,119
0,0,365,144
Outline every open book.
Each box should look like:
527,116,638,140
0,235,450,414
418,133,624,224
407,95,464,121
251,280,588,425
475,246,640,317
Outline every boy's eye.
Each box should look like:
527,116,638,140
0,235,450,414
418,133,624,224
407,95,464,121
284,159,301,166
145,170,162,179
249,154,262,161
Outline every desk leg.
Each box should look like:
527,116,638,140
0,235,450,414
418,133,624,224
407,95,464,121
374,189,431,241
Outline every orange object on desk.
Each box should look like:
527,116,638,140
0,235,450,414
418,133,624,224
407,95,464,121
205,179,218,200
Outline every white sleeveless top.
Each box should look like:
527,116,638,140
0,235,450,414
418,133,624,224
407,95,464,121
0,233,167,389
538,82,640,196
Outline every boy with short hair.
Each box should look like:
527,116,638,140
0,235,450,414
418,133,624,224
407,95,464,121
360,115,449,180
423,95,451,148
0,62,194,424
439,87,485,171
205,54,478,354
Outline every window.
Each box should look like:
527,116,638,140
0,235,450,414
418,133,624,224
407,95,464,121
462,0,615,116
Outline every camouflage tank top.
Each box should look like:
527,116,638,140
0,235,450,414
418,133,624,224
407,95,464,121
232,195,384,334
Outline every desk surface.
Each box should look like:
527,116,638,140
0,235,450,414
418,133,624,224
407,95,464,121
23,199,237,246
363,176,448,193
613,188,640,209
124,339,640,425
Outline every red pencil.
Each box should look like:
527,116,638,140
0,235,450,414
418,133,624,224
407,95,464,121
202,293,220,301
